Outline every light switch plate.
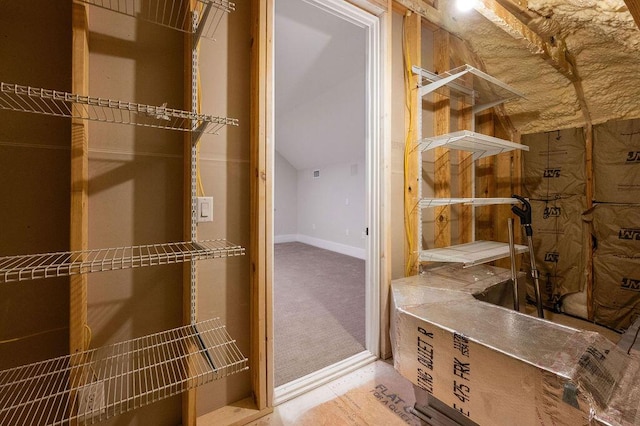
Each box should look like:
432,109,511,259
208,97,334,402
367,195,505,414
197,197,213,223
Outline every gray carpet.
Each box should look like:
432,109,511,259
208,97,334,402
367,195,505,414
274,242,366,386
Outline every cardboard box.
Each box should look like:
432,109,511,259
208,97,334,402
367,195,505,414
391,267,638,425
594,254,640,331
584,203,640,258
594,118,640,204
523,127,586,199
523,196,586,305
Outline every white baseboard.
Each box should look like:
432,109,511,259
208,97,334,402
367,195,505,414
297,234,366,260
274,234,298,244
274,234,366,259
274,351,376,406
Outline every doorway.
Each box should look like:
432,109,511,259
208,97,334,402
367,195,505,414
272,0,382,404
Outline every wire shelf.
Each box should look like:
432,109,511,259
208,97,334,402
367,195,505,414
0,82,238,134
418,130,529,160
0,240,244,284
78,0,235,41
420,240,528,268
0,318,247,425
419,197,521,208
412,64,524,112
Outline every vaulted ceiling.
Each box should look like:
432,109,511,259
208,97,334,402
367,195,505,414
403,0,640,134
275,0,366,171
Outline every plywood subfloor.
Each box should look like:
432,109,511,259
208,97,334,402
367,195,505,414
248,360,421,426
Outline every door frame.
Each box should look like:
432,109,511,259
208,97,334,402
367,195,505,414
250,0,390,409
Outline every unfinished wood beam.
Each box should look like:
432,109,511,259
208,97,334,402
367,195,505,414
494,126,521,268
434,29,451,249
626,0,640,29
474,0,577,81
70,4,89,424
250,0,272,409
70,0,88,358
457,83,473,244
475,111,496,242
585,123,594,320
393,0,442,27
404,11,421,275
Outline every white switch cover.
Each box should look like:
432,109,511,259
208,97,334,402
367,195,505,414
197,197,213,223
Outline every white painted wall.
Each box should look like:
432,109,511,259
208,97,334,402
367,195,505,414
274,151,298,241
273,157,366,258
297,160,366,259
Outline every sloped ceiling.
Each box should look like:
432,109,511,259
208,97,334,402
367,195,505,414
275,0,366,170
435,0,640,134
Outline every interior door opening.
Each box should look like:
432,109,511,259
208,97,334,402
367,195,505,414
272,0,381,404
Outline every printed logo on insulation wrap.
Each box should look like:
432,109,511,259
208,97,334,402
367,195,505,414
543,206,561,219
626,151,640,163
621,278,640,292
543,168,561,178
544,252,559,263
619,228,640,240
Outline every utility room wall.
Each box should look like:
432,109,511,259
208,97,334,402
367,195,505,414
0,1,71,370
0,1,252,424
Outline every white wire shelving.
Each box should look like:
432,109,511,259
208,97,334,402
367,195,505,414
420,240,528,268
0,83,238,135
412,63,529,268
0,240,244,283
417,130,529,160
412,64,525,113
78,0,235,41
419,197,521,208
0,317,247,426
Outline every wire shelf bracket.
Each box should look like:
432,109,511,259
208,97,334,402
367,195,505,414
0,82,238,134
78,0,235,42
0,318,248,425
0,240,244,284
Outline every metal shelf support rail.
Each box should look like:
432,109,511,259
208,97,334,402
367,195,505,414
0,318,248,426
0,82,238,135
78,0,235,42
0,240,244,284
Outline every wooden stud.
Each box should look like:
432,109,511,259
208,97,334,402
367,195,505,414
572,75,594,321
456,77,473,244
625,0,640,29
70,0,89,359
475,111,496,242
250,0,272,410
585,123,594,320
70,3,89,424
433,29,451,248
380,0,394,360
404,11,421,275
494,124,522,269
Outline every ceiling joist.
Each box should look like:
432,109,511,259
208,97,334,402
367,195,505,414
393,0,442,26
473,0,577,81
625,0,640,29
